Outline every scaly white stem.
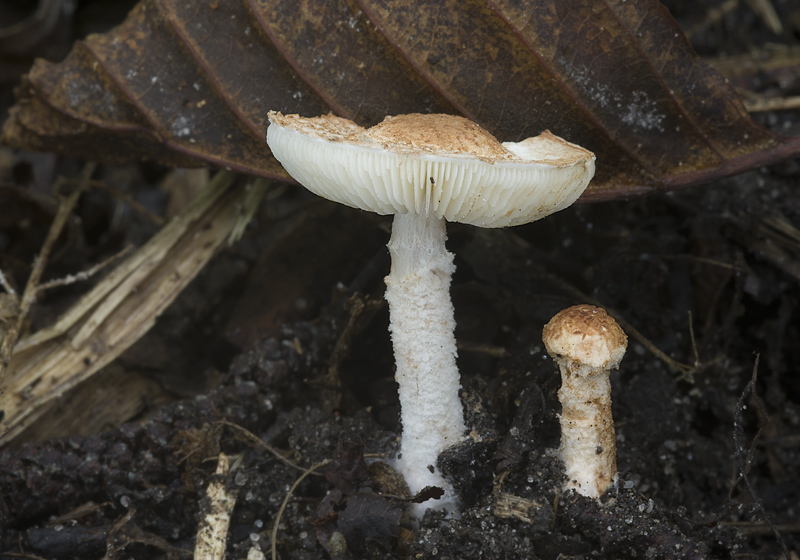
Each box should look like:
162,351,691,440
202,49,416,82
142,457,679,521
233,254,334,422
385,212,466,513
557,363,616,499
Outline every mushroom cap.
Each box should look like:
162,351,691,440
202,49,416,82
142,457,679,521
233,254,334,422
543,305,627,373
266,112,595,228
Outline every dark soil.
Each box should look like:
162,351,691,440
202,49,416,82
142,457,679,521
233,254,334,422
1,163,799,558
1,1,799,559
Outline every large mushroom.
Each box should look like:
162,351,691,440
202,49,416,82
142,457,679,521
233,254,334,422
266,112,595,513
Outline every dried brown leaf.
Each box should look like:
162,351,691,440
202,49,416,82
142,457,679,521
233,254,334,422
3,0,799,200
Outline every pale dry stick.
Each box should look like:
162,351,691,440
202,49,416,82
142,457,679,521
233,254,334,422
97,178,269,353
36,245,134,292
271,460,331,560
0,269,15,295
18,165,95,315
0,271,17,349
741,92,800,113
194,453,237,560
14,170,236,353
744,0,782,34
762,214,800,245
70,172,238,349
0,162,95,386
0,173,266,444
492,492,543,524
709,45,800,81
228,178,273,244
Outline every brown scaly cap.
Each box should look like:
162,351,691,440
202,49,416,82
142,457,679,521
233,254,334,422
266,112,364,143
543,305,627,373
366,113,511,161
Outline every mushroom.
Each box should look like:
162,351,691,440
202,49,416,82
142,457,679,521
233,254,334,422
266,112,595,512
542,304,627,500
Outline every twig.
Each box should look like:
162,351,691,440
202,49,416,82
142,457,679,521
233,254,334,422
540,272,699,382
271,460,330,560
228,178,272,244
47,501,111,526
673,500,739,529
722,520,800,536
0,170,245,445
708,44,800,80
69,171,235,349
741,93,800,113
36,245,134,292
217,420,318,475
492,492,542,524
687,311,701,368
759,435,800,447
0,162,95,388
0,269,15,295
194,453,237,560
686,0,738,39
458,340,509,358
103,504,137,560
11,170,236,354
88,179,165,226
731,356,790,560
652,254,747,272
552,489,560,531
324,294,369,411
743,0,782,34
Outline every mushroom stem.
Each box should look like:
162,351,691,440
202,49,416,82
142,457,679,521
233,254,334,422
556,362,616,499
385,212,465,508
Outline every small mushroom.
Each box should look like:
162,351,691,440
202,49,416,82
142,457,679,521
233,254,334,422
267,112,595,512
542,304,627,500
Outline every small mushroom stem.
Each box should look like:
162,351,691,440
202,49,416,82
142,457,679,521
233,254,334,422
384,212,465,507
543,305,626,500
557,363,617,499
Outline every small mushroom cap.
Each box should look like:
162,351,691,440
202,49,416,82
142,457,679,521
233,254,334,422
266,112,595,228
543,305,627,373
